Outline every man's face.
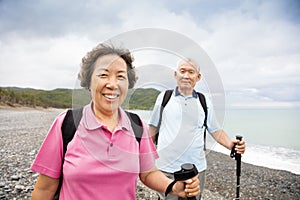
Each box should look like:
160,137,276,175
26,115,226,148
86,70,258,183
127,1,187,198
174,61,201,92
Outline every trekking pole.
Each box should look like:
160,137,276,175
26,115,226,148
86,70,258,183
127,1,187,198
230,135,243,200
165,163,198,200
174,163,198,200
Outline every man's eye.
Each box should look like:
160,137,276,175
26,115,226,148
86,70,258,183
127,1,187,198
118,75,126,80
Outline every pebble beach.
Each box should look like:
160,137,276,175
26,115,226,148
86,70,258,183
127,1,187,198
0,107,299,199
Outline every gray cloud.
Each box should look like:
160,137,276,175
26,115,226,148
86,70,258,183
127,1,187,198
0,0,124,39
0,0,299,108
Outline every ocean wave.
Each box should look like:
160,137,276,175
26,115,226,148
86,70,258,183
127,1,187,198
211,143,300,175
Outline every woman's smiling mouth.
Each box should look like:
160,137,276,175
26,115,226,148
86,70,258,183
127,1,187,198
103,93,119,100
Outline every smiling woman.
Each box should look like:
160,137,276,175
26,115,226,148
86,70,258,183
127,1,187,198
77,44,137,129
78,44,137,91
90,54,130,130
30,43,200,200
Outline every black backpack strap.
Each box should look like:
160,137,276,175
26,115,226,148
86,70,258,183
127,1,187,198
155,89,173,144
125,111,143,145
197,93,207,128
161,90,173,108
197,92,208,150
61,108,83,154
54,107,83,200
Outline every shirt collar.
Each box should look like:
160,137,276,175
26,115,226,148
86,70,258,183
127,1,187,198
175,87,198,98
82,102,131,131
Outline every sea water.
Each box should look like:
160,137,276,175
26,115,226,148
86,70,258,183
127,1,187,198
220,108,300,175
132,109,300,175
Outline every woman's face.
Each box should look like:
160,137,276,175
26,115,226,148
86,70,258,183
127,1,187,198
90,54,129,115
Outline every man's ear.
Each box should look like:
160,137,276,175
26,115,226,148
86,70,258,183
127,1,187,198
197,73,201,82
174,70,177,78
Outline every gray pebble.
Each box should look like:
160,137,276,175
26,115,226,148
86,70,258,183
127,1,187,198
1,109,300,199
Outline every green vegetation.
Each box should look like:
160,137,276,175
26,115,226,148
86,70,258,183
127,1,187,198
0,87,160,110
123,88,160,110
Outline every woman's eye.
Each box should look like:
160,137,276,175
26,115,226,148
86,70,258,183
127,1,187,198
97,74,108,78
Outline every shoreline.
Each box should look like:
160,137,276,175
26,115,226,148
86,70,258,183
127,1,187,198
0,107,299,199
0,104,66,112
205,150,300,199
135,149,300,200
2,105,299,174
210,143,300,175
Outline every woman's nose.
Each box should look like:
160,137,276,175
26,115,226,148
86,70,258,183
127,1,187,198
105,77,118,89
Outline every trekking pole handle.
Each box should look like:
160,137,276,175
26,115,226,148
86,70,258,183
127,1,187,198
230,135,243,159
169,163,198,200
236,135,243,142
236,135,243,157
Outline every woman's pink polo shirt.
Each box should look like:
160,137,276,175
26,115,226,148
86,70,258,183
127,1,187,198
30,103,158,200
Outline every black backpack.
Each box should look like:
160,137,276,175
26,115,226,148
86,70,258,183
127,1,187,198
53,108,143,200
154,89,208,149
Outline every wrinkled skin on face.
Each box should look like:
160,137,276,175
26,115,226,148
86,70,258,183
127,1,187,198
90,54,129,122
174,60,201,96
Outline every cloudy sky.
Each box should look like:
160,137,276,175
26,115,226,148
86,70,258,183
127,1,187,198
0,0,299,109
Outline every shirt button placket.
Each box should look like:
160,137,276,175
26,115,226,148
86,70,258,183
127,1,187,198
108,142,114,157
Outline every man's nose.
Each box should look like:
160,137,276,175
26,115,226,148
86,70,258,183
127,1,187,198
182,72,189,78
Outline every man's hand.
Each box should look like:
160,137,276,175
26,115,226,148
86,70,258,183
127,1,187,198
234,139,246,154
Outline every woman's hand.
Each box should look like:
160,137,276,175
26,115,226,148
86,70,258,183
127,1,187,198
172,174,200,198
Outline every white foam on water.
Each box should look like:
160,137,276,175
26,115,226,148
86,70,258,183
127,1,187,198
131,109,300,175
211,143,300,175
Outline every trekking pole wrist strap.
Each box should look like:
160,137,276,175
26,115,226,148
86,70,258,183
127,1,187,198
165,180,177,196
230,144,236,158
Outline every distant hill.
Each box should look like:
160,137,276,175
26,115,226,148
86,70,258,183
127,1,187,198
123,88,160,110
0,87,160,110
